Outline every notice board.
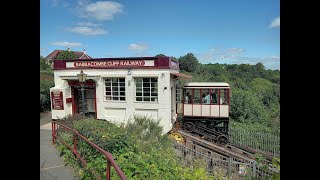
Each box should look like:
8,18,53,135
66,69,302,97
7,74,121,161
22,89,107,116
51,90,64,110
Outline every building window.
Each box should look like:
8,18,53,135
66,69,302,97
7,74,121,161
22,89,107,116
176,82,182,103
135,78,158,102
105,78,125,101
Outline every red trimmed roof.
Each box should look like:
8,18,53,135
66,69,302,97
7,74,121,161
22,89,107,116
46,50,92,60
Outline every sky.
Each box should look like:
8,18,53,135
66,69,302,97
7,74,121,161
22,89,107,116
40,0,280,70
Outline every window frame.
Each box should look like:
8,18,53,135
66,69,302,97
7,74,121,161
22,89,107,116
134,77,158,102
182,88,229,105
104,77,126,102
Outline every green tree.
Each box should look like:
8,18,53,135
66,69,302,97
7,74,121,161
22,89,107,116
155,54,166,57
178,53,199,72
56,50,77,60
250,78,274,101
230,88,269,124
40,56,51,71
170,56,178,61
40,73,54,112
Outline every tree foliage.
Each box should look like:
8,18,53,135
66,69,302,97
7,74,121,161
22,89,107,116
40,56,54,112
56,50,77,60
40,56,51,71
155,54,166,57
40,72,54,112
178,53,200,72
230,88,269,124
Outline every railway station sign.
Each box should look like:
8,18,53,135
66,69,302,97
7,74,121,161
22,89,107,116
66,60,155,68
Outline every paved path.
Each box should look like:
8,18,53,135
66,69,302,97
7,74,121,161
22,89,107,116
40,123,79,180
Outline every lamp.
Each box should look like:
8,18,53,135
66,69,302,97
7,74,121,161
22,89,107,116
77,70,87,116
77,70,87,83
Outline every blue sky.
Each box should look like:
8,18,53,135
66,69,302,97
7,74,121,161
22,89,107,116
40,0,280,69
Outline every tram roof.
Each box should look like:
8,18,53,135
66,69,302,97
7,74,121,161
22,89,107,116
183,82,230,89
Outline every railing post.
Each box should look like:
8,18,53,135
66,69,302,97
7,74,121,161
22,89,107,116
252,161,257,178
73,132,78,154
52,121,55,144
106,160,111,180
227,157,232,178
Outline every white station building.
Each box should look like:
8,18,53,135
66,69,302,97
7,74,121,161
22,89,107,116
50,56,191,133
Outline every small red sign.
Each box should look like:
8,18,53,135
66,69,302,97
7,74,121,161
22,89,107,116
51,91,64,110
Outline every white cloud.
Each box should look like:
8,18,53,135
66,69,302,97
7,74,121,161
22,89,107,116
230,56,280,70
197,47,245,61
40,48,47,55
77,0,89,6
66,26,107,35
270,56,280,60
128,43,150,50
269,16,280,28
227,48,245,54
50,42,83,47
50,0,71,8
196,47,280,70
210,48,218,52
76,1,124,21
77,22,101,27
51,0,60,7
66,22,107,35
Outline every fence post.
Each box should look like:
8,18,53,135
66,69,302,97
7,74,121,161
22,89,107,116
106,160,111,180
73,133,78,154
252,161,257,178
227,157,232,178
52,121,55,144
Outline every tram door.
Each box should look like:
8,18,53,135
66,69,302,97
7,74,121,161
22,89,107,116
72,86,96,118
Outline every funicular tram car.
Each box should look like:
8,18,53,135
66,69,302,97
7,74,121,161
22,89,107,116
177,82,231,145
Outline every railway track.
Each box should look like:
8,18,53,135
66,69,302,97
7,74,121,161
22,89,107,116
228,143,274,162
176,129,272,163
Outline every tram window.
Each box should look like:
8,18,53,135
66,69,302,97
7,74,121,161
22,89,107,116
184,89,192,103
193,89,201,104
211,89,218,104
220,89,229,105
203,89,210,104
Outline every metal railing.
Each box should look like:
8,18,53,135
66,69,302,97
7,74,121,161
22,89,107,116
229,127,280,157
52,121,127,180
173,141,279,179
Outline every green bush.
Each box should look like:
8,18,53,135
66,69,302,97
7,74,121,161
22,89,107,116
40,72,54,112
56,117,221,179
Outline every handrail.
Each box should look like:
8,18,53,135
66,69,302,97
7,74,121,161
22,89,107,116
52,121,127,180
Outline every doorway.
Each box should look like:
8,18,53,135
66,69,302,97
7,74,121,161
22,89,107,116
69,80,96,118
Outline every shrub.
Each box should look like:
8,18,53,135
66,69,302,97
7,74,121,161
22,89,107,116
40,72,54,112
56,116,219,179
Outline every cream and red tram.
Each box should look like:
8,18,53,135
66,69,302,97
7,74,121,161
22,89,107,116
178,82,230,145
